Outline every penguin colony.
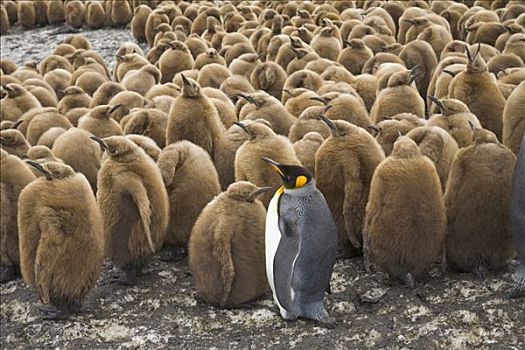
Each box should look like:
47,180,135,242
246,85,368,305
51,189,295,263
0,0,524,324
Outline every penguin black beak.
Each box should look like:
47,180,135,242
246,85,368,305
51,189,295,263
181,73,190,86
233,121,248,133
408,65,419,84
26,161,52,180
90,136,108,150
109,104,123,114
309,96,327,105
237,93,256,105
261,157,284,176
428,96,448,114
403,19,415,26
465,44,473,62
318,114,337,131
283,89,291,95
2,85,13,93
11,120,23,129
442,69,457,77
250,186,272,197
367,125,380,133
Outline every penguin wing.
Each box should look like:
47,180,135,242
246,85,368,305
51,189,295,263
273,205,300,312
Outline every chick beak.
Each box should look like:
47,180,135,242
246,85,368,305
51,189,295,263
109,104,123,114
181,73,190,86
26,161,52,180
250,186,272,197
90,136,108,150
428,96,447,114
237,93,256,105
11,119,23,129
309,96,327,105
318,113,337,131
261,157,284,176
233,121,248,133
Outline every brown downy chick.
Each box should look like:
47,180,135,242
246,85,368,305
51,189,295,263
406,126,459,191
373,113,426,156
121,64,161,96
503,81,525,155
85,0,105,29
94,135,168,285
125,134,161,162
316,93,372,129
316,117,385,258
114,53,149,83
36,127,67,149
337,39,373,75
0,83,41,122
57,86,91,115
194,48,226,70
311,26,342,61
65,1,85,29
214,119,271,191
370,67,425,123
123,108,168,148
197,63,232,89
26,111,72,146
293,131,324,175
250,61,287,101
78,105,124,138
288,105,331,143
17,1,36,29
282,70,323,102
0,149,35,282
90,82,125,107
52,128,101,192
364,136,446,288
159,41,194,84
189,181,269,308
283,88,324,118
110,0,132,26
234,120,301,207
427,97,482,148
399,40,439,103
166,75,224,157
18,161,103,319
449,45,506,140
131,5,152,43
238,92,297,136
157,141,220,261
444,128,516,275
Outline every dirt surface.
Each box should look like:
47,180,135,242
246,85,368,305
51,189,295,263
1,25,525,350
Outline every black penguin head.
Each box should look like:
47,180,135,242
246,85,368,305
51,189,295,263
261,157,313,190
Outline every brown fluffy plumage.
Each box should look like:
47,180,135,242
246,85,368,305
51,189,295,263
189,181,267,308
364,137,446,286
18,161,103,318
444,129,516,273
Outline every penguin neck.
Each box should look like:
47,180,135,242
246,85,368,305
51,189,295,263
284,179,316,197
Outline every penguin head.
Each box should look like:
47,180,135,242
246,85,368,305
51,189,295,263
181,74,201,98
233,120,274,140
91,135,141,161
3,83,24,98
0,129,26,147
27,146,54,161
26,161,75,180
261,157,313,190
226,181,272,202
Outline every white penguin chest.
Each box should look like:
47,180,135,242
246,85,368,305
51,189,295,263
265,188,283,302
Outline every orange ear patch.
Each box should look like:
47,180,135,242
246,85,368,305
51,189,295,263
295,175,308,188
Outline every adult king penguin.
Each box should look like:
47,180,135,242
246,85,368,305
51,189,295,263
262,157,337,326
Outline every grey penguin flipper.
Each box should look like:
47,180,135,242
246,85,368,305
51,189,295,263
511,136,525,298
274,207,300,315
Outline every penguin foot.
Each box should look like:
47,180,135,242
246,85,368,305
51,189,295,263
0,265,16,283
111,266,138,286
310,309,336,328
160,246,187,262
474,265,488,279
402,273,415,289
41,305,71,321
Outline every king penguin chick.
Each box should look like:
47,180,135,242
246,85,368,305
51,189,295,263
0,149,35,282
263,158,337,326
157,141,221,261
0,129,30,158
449,45,506,140
234,121,300,207
292,132,324,175
78,105,124,138
444,128,516,276
406,126,459,192
0,83,41,122
364,136,446,288
18,161,104,319
93,136,168,285
511,136,525,298
370,67,425,123
503,81,525,155
315,117,385,258
166,75,224,157
189,181,270,308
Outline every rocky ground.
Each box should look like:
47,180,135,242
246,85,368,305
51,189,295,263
1,25,525,349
